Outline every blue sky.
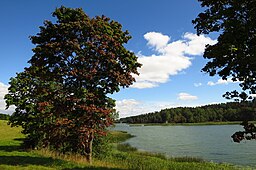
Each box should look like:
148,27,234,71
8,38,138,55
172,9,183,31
0,0,240,117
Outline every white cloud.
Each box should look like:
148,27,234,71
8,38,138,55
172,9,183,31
207,81,215,86
184,33,217,55
250,94,256,98
115,99,141,118
130,81,158,89
194,83,202,87
0,82,8,100
144,32,170,51
177,92,198,101
115,99,177,118
115,99,219,118
0,82,14,114
207,78,238,86
132,32,217,89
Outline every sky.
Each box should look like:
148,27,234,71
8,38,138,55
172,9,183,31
0,0,241,117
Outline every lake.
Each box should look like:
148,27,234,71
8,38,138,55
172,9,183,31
113,123,256,166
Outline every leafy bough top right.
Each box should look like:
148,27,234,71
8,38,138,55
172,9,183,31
192,0,256,101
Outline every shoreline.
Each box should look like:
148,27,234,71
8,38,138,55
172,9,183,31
124,121,256,126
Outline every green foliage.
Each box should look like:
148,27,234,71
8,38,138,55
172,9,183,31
92,134,112,159
0,113,10,120
108,131,134,143
193,0,256,100
5,6,141,162
120,102,256,124
170,156,205,163
116,143,137,152
231,121,256,143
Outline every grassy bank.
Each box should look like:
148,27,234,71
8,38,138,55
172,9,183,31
0,120,250,169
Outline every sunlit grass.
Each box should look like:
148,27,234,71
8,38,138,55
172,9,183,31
109,130,135,143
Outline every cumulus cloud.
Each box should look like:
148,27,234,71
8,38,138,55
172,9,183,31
0,82,8,99
207,78,238,86
184,33,216,55
250,94,256,98
115,99,141,118
131,32,217,89
177,93,198,101
0,82,14,114
115,99,177,118
144,32,170,51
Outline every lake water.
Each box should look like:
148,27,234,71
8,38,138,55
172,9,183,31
113,123,256,166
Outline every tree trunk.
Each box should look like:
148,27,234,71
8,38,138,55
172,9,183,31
85,131,94,164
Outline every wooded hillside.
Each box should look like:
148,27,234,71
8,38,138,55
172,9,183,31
119,102,256,124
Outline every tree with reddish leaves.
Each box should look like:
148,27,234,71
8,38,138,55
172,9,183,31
5,6,141,163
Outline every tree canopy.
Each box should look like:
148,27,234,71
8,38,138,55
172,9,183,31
5,6,141,162
193,0,256,100
193,0,256,143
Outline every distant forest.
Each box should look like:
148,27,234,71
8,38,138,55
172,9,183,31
119,102,256,124
0,113,10,120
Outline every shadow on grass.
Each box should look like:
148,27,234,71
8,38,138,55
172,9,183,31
0,155,121,170
13,137,25,142
0,136,25,152
63,168,122,170
0,145,24,152
0,140,25,152
0,155,65,166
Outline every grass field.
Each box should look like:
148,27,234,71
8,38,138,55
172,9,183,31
0,120,250,170
0,120,120,170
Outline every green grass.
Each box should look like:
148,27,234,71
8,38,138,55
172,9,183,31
0,120,121,169
0,120,251,170
108,130,135,143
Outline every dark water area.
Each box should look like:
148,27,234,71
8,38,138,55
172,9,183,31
113,123,256,166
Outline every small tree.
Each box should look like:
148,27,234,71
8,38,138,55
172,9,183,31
5,6,141,162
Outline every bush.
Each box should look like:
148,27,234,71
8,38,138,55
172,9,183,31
117,143,137,152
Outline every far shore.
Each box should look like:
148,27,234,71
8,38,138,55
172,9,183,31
122,121,256,127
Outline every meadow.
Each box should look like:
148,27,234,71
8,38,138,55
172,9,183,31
0,120,249,170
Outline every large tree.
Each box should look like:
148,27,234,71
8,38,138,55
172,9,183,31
193,0,256,100
193,0,256,142
5,6,141,162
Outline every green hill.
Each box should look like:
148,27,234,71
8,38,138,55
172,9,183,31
120,102,256,124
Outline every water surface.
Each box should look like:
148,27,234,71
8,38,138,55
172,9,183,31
113,124,256,166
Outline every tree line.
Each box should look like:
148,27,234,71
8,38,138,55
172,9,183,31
0,113,10,120
119,102,256,124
